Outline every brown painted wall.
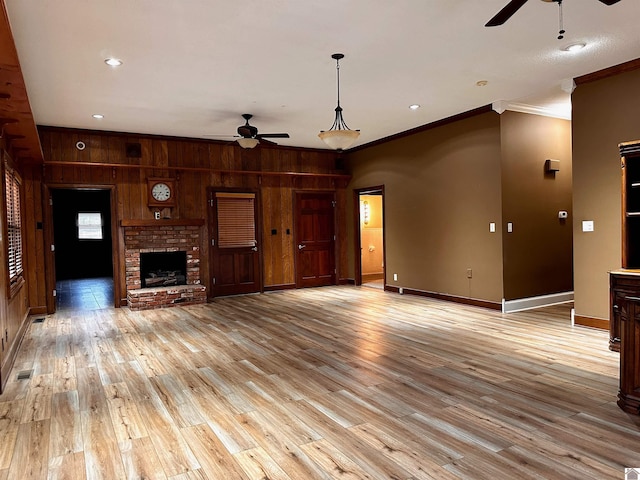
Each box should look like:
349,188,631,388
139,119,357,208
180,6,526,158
500,111,573,300
572,68,640,320
346,112,505,303
25,127,349,308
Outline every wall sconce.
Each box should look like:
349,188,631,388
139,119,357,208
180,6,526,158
362,200,370,225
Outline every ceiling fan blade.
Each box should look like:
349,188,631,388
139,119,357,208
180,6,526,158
485,0,529,27
597,0,620,5
257,133,290,139
203,134,240,138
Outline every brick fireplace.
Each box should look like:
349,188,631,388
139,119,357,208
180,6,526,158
122,220,206,310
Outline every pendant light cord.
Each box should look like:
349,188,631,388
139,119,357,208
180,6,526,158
557,0,565,40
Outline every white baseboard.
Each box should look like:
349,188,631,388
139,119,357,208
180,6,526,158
502,291,574,313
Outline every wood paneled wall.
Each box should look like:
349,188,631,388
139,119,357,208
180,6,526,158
0,150,30,392
25,127,350,309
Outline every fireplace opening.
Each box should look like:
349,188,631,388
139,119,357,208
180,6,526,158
140,251,187,288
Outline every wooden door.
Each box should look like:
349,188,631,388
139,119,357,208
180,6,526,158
209,191,261,297
295,192,336,288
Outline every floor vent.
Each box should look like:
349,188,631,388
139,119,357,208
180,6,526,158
16,370,32,381
32,317,45,324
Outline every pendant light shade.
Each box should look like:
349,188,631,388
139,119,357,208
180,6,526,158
318,128,360,150
318,53,360,150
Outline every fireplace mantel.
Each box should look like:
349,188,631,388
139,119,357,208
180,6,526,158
121,219,204,227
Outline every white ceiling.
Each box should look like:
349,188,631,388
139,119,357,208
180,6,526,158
5,0,640,150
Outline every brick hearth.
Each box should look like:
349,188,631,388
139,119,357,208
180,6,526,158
123,223,206,310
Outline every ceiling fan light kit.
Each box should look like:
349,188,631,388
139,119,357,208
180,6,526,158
319,53,360,151
237,137,259,149
206,113,289,148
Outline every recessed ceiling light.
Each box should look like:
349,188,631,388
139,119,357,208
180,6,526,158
409,104,420,110
476,80,488,87
104,58,123,67
92,114,104,119
563,43,586,52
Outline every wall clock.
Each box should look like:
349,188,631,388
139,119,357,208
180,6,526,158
147,178,176,207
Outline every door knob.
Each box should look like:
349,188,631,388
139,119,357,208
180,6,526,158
251,246,258,251
298,244,306,250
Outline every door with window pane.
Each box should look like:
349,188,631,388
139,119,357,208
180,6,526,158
209,190,261,297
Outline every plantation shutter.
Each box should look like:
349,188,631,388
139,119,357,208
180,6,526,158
216,192,256,248
5,163,23,283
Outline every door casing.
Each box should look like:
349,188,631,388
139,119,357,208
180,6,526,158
353,185,386,287
43,184,119,313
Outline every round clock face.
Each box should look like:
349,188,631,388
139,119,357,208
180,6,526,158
151,182,171,202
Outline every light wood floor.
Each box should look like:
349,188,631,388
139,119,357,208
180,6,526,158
1,286,639,479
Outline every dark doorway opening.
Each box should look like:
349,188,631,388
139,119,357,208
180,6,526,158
51,189,115,310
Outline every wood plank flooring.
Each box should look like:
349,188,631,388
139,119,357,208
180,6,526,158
1,285,640,479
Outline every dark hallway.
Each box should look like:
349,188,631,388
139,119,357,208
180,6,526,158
52,189,114,310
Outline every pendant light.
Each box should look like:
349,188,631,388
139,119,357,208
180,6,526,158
318,53,360,150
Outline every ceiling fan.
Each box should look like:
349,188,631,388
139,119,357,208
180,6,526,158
205,113,290,149
485,0,621,28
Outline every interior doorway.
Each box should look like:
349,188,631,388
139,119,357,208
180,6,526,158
46,188,117,311
354,186,385,289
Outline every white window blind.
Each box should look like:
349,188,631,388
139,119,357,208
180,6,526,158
216,192,256,248
5,163,22,284
77,212,103,240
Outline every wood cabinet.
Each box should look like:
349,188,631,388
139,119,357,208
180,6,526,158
610,140,640,415
621,140,640,268
609,271,635,352
610,270,640,414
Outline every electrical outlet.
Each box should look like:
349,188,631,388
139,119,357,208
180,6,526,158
466,268,472,279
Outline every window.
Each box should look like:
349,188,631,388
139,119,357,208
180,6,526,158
216,192,256,248
5,163,22,286
77,212,103,240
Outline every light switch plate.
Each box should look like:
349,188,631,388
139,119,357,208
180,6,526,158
582,220,594,232
490,222,496,233
507,222,513,233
